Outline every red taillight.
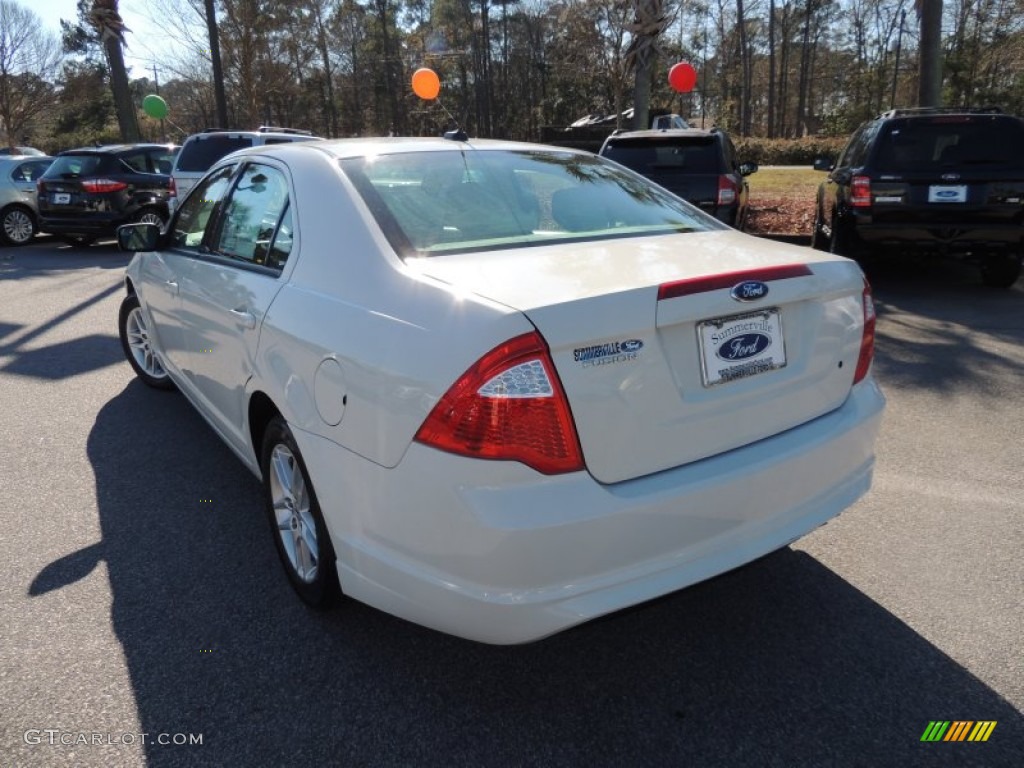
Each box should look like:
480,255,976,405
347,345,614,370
80,179,128,194
851,175,871,207
168,176,177,197
414,332,584,475
717,175,739,205
853,280,876,384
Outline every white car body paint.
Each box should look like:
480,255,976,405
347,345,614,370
122,137,885,643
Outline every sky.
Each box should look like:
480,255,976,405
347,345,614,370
31,0,178,75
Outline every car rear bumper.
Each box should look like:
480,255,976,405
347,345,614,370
854,220,1024,253
38,214,127,236
294,377,885,644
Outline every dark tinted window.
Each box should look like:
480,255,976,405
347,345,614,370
45,154,107,177
603,137,721,174
176,136,253,172
873,117,1024,171
838,123,874,167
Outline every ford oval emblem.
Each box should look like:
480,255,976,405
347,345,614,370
731,280,769,302
717,333,772,361
621,339,644,352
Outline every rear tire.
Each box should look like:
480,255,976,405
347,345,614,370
1,204,36,246
261,416,339,609
980,253,1022,289
809,206,827,251
133,206,167,229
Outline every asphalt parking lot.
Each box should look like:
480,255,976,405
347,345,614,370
1,237,1021,767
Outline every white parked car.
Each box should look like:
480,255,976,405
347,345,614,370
116,137,885,644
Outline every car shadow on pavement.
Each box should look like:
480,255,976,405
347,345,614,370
29,380,1023,767
866,258,1023,397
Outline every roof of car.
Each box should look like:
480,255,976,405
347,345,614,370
60,143,179,155
604,128,723,142
223,136,590,162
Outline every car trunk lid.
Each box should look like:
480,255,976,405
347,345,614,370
409,231,869,484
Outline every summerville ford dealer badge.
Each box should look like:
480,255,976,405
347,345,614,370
573,339,644,368
697,309,786,386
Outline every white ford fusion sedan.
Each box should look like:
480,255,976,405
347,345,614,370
116,137,884,644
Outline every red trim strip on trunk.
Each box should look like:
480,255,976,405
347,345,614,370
657,264,813,301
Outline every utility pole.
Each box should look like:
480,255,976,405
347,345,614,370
890,9,905,109
152,65,167,141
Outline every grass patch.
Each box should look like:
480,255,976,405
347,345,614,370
748,166,826,200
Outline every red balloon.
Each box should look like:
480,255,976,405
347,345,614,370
668,63,697,93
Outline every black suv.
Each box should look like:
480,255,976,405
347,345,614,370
599,128,758,229
812,107,1024,287
37,143,179,247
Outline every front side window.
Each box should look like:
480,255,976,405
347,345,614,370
210,163,291,269
342,149,720,258
171,164,237,248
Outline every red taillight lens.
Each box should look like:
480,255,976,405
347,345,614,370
168,176,177,197
717,175,739,205
853,280,876,384
80,179,128,194
414,332,584,475
851,175,871,207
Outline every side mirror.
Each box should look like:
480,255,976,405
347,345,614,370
117,222,161,252
813,157,834,172
739,161,758,176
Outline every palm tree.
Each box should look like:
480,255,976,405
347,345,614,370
88,0,139,141
626,0,669,131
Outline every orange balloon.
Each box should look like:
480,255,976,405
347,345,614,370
412,67,441,100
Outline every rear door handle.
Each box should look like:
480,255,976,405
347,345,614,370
228,308,257,330
164,279,178,294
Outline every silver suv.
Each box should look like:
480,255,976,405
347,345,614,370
170,127,321,209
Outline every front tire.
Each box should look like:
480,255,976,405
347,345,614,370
809,206,827,251
1,204,36,246
118,294,175,389
261,417,339,608
980,253,1022,288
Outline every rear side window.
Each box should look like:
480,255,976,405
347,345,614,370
211,163,292,270
10,160,52,182
603,138,721,174
176,136,253,172
120,152,152,173
873,117,1024,171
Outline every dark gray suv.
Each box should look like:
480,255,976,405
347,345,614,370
599,128,758,229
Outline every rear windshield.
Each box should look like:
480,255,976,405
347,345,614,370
340,148,721,257
176,136,253,172
45,154,107,178
873,117,1024,171
602,137,721,174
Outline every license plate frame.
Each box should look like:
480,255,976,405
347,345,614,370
52,193,71,205
928,185,967,203
697,308,787,387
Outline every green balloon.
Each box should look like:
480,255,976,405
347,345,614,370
142,94,168,120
